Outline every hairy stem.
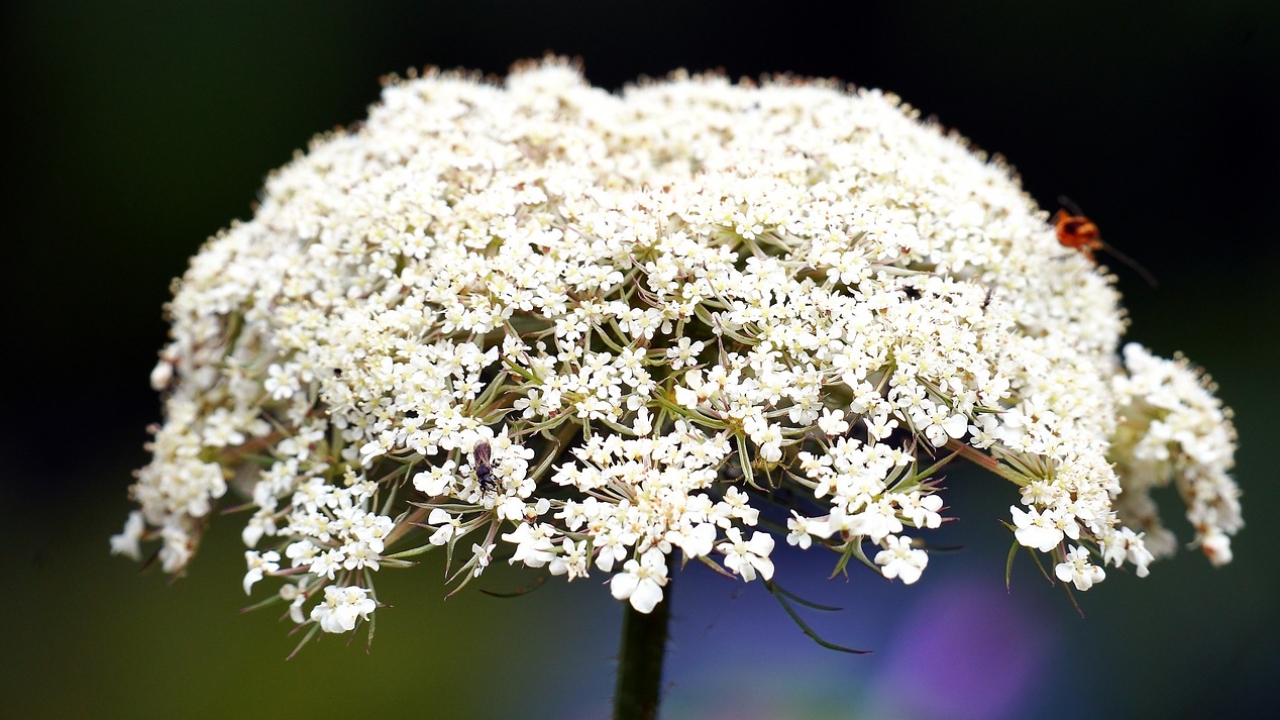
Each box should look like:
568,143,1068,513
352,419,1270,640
612,559,673,720
944,438,1031,486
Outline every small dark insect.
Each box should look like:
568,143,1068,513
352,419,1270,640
981,285,995,310
473,440,495,492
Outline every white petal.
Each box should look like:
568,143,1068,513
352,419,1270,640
628,579,664,614
610,571,639,601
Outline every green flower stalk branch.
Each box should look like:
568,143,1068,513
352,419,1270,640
113,57,1241,714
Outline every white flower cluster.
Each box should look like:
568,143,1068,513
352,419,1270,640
1109,344,1242,566
113,58,1241,639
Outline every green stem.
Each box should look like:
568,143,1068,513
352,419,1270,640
612,559,673,720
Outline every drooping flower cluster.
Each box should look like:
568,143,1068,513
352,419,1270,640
113,58,1241,642
1109,344,1242,567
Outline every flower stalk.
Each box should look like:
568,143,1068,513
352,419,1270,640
613,560,674,720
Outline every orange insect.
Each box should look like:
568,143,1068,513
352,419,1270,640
1052,197,1157,287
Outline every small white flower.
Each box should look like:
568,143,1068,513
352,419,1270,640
502,523,557,568
896,492,944,530
666,522,717,558
412,461,457,497
243,550,280,595
913,401,968,448
109,511,145,560
279,578,311,624
310,585,377,633
149,358,174,392
843,500,903,545
816,408,850,437
1055,546,1106,591
471,542,496,577
610,548,669,613
1102,527,1155,578
786,512,833,550
594,531,630,573
158,525,193,574
864,414,899,443
309,548,345,580
874,535,928,584
717,529,775,582
426,508,460,546
263,363,298,401
1011,505,1065,553
241,508,277,548
632,407,654,436
666,338,705,370
549,538,591,580
1200,529,1234,567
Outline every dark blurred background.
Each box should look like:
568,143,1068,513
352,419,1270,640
2,1,1277,718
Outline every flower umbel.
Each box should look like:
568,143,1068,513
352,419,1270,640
115,58,1241,645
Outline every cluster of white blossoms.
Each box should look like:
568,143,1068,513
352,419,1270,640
113,58,1241,640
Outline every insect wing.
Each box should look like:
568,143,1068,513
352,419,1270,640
473,441,495,491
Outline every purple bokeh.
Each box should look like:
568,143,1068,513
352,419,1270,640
868,579,1056,720
622,543,1062,720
